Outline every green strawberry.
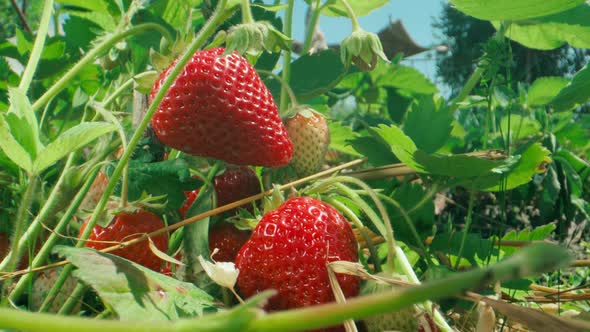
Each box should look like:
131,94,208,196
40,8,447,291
284,107,330,177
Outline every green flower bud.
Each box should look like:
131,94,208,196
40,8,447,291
225,21,291,57
340,29,389,71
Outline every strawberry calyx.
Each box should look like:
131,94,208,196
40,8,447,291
225,21,291,58
340,29,389,71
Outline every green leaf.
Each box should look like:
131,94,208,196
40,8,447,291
7,88,43,159
493,4,590,50
449,0,585,21
69,10,117,32
386,88,412,123
318,0,389,17
527,77,570,106
348,134,397,167
266,50,347,100
471,143,551,192
550,63,590,112
403,96,453,153
430,232,495,263
55,246,217,320
499,114,542,141
501,224,556,256
374,64,438,95
33,122,116,174
56,0,110,13
328,122,362,157
389,183,435,247
112,159,200,212
373,124,513,178
0,115,32,173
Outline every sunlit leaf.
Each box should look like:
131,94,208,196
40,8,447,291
403,96,452,153
550,63,590,112
527,77,570,106
492,4,590,50
55,246,217,320
449,0,585,21
499,115,542,141
0,115,32,173
318,0,389,18
33,122,116,174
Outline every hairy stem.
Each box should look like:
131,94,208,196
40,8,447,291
18,0,53,92
302,0,321,54
454,190,475,270
32,23,172,112
0,155,74,272
0,175,37,304
9,168,99,302
240,0,254,23
279,0,294,114
337,0,360,32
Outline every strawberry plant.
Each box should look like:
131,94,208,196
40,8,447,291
0,0,589,331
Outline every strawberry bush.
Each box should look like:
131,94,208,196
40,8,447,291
0,0,589,331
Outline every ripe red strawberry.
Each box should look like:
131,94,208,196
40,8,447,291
150,47,293,167
79,210,168,271
235,197,359,317
285,107,330,177
180,166,261,217
209,223,250,262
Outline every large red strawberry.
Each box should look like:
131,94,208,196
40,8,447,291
150,47,293,167
79,210,168,271
235,197,359,320
285,107,330,177
180,166,261,217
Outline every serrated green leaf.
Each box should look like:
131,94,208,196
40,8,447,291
492,4,590,50
33,122,116,173
348,134,397,167
449,0,585,21
7,88,43,159
527,77,570,106
373,124,512,178
501,224,556,256
403,96,452,153
266,50,347,101
70,10,117,32
374,64,438,95
471,143,551,192
0,115,32,173
55,246,217,320
499,114,542,141
111,159,201,212
550,63,590,112
318,0,389,17
56,0,110,13
430,232,496,263
328,122,362,157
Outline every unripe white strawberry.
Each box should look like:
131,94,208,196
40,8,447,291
30,268,80,313
285,106,330,177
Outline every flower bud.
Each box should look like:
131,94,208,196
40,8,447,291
225,22,290,57
340,29,389,71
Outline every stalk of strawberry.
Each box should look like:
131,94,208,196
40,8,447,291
180,166,259,263
150,47,293,167
235,197,359,332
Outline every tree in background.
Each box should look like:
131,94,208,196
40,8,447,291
434,3,590,96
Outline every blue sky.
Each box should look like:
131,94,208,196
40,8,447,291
286,0,445,83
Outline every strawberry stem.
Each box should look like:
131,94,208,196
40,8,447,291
278,0,294,114
326,198,382,273
31,23,173,112
257,70,298,107
337,0,361,32
240,0,254,24
18,0,54,93
8,167,100,303
302,0,322,54
0,175,37,303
